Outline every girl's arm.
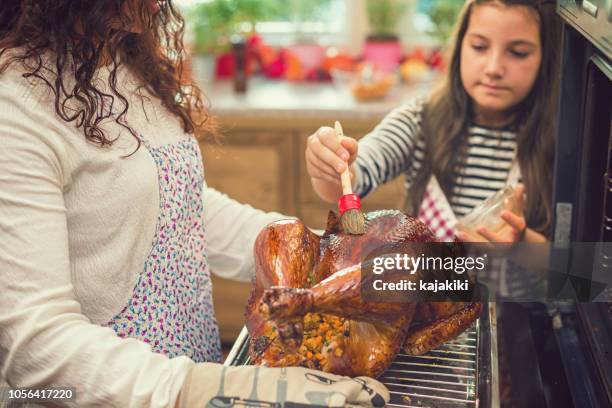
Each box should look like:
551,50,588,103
202,185,290,282
305,97,427,203
353,97,427,198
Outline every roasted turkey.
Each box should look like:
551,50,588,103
245,210,482,377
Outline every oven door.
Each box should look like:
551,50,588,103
553,0,612,297
550,15,612,408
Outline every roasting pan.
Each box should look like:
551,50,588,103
225,303,498,408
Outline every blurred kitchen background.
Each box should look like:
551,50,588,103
175,0,462,345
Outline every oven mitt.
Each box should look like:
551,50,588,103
177,363,389,408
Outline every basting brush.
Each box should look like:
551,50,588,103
334,120,366,235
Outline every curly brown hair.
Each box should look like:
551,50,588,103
0,0,210,148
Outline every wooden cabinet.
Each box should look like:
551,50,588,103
198,117,405,344
201,130,298,214
199,129,298,343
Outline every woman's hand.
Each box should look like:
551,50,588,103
305,126,359,203
457,184,545,244
179,363,389,408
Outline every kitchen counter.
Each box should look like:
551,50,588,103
204,76,437,124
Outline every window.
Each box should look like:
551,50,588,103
411,0,465,46
176,0,464,53
175,0,347,45
252,0,347,45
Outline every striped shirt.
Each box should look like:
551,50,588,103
354,98,519,218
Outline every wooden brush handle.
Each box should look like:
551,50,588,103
334,121,353,196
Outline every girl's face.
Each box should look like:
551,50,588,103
460,2,542,123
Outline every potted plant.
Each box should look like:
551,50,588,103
426,0,464,46
365,0,409,42
364,0,410,73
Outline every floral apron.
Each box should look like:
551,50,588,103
106,136,222,363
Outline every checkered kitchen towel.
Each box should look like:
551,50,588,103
417,161,521,242
417,175,457,242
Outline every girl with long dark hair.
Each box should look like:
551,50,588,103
306,0,560,244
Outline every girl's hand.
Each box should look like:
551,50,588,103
306,126,358,184
471,210,527,243
457,184,527,244
305,126,359,203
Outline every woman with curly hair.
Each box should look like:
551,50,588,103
0,1,387,407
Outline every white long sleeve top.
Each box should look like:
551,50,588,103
0,59,285,407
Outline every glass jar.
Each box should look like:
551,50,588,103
456,186,522,240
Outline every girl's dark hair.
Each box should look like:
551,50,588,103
0,1,211,149
412,0,560,236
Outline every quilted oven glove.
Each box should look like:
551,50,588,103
178,363,389,408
